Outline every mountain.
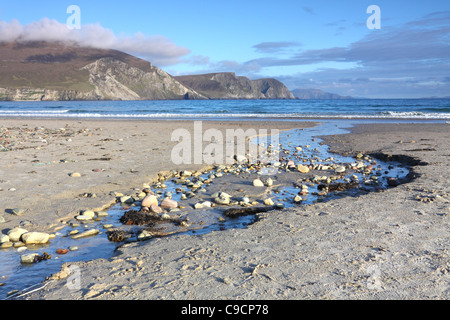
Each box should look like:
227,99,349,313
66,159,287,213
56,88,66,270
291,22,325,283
0,41,295,101
291,88,353,100
0,41,205,101
174,72,295,99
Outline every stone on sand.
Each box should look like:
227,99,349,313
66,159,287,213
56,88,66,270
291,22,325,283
253,179,264,187
7,227,28,242
160,198,177,209
297,164,310,173
21,232,50,244
71,229,99,239
141,194,158,208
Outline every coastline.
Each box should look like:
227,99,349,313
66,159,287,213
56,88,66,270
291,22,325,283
1,118,449,300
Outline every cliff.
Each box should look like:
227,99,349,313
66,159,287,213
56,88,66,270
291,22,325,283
174,73,295,99
291,88,353,100
0,41,204,101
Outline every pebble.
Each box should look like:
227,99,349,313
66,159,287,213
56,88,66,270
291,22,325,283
120,196,135,204
21,232,50,244
253,179,264,187
265,178,274,187
161,213,171,220
297,164,310,173
0,215,5,224
137,230,153,241
13,241,25,248
56,249,69,255
194,201,212,209
141,194,158,208
75,215,92,221
96,211,109,217
21,253,39,264
11,208,26,216
71,229,99,239
264,198,274,206
335,166,346,173
234,154,247,163
0,234,10,243
150,204,163,214
70,172,81,177
0,242,13,249
82,210,96,218
160,198,178,209
213,192,231,205
69,246,79,251
7,227,28,242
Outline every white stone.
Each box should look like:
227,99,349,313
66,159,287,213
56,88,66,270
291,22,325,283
75,215,92,221
141,194,158,208
21,253,39,264
21,232,50,244
82,210,96,218
137,230,153,241
297,164,310,173
7,228,28,242
335,166,346,173
0,234,10,243
253,179,264,187
71,229,99,239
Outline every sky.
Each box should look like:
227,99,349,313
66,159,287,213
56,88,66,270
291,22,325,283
0,0,449,98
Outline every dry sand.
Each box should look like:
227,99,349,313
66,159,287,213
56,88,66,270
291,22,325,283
1,119,449,300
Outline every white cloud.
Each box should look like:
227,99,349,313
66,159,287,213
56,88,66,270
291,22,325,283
0,18,190,66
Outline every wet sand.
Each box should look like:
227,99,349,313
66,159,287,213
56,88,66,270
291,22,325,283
1,119,449,300
0,119,314,234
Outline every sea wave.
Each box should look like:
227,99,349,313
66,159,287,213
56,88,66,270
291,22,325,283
0,111,449,119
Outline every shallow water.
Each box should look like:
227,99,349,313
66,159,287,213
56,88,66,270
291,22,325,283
0,120,410,299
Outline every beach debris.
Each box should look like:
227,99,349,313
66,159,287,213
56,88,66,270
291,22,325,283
119,210,157,226
33,252,51,263
106,229,130,242
223,206,277,218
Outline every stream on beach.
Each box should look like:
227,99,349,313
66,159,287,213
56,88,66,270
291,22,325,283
0,120,412,299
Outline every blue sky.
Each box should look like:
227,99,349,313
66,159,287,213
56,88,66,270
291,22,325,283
1,0,449,98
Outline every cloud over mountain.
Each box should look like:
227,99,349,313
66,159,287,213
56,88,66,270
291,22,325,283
0,18,190,66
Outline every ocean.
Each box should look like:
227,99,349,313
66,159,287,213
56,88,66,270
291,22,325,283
0,99,449,120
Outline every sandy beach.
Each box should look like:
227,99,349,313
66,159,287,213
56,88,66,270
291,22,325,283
1,118,449,300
